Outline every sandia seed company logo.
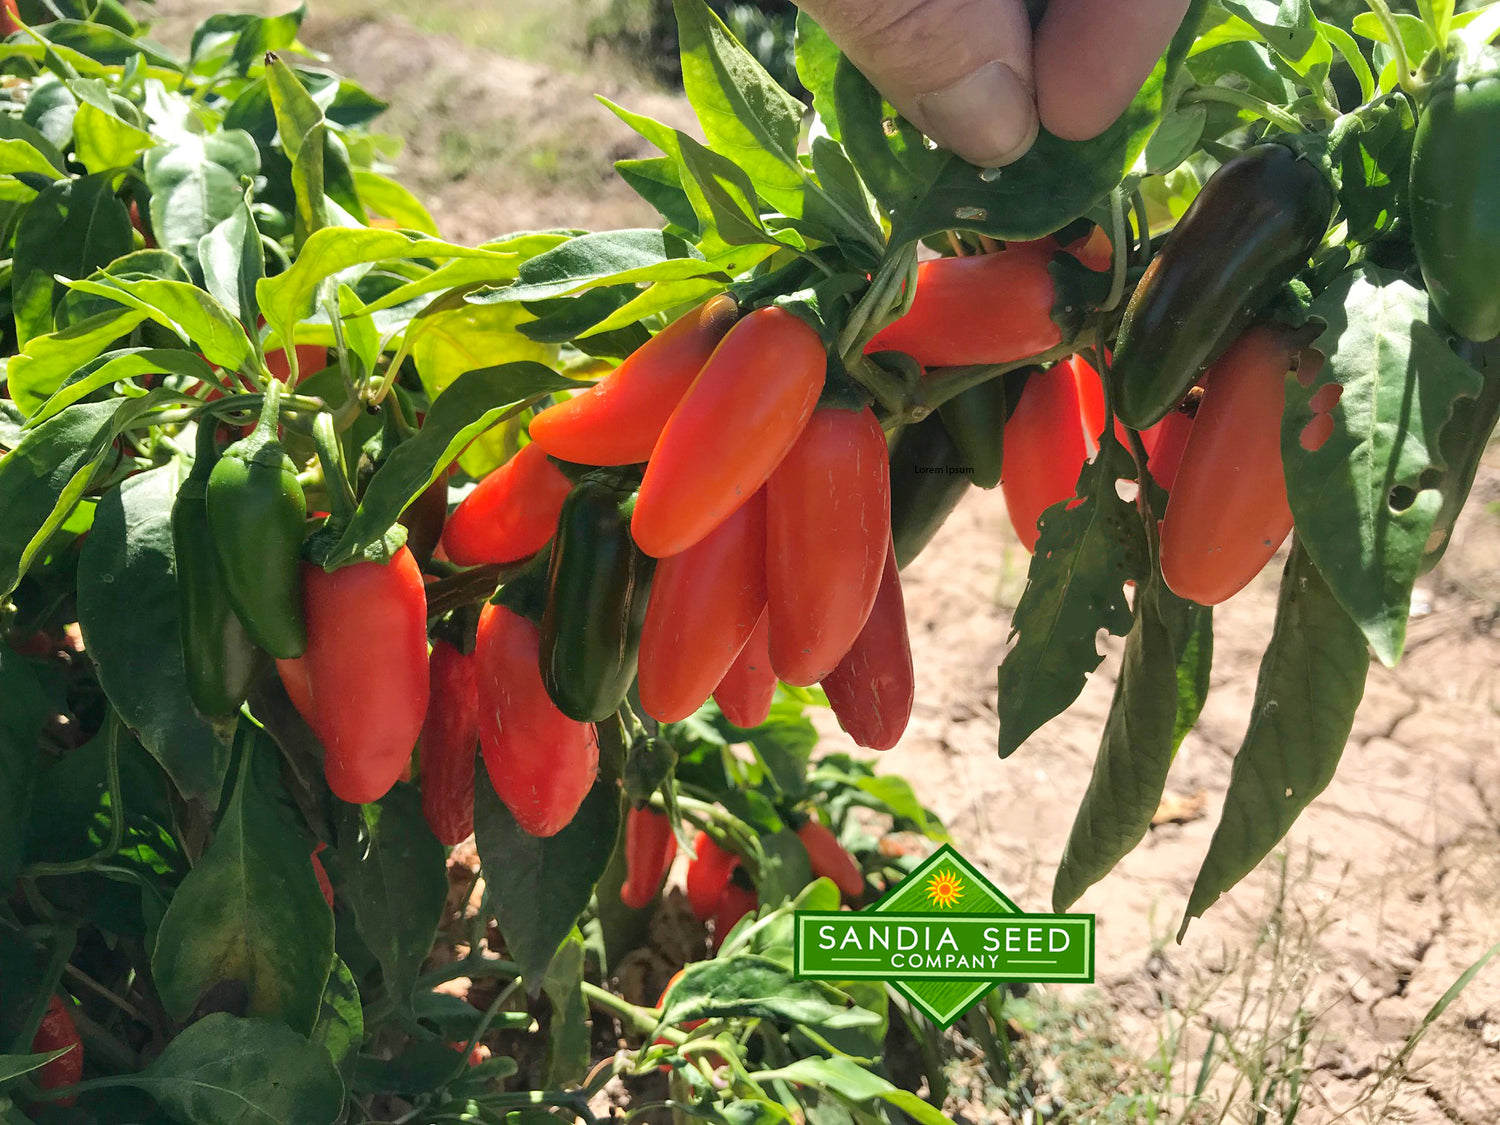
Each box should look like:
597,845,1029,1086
793,844,1095,1027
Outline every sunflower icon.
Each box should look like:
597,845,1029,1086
924,868,964,909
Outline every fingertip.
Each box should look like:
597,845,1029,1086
802,0,1041,164
911,59,1040,168
1034,0,1195,141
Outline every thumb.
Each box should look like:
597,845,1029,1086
794,0,1040,168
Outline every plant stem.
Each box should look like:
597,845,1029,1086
312,412,357,522
68,1005,139,1074
1180,85,1307,133
1102,188,1129,314
424,562,529,619
1131,190,1152,269
25,716,125,877
1364,0,1419,93
61,964,151,1028
416,953,521,989
915,341,1076,416
580,981,662,1037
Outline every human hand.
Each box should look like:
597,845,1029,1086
792,0,1195,167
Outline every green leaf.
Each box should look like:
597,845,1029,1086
351,170,439,234
71,99,155,174
1052,581,1207,911
189,6,305,77
674,0,807,219
758,1056,951,1125
326,362,582,568
1180,544,1370,937
21,77,79,154
145,130,261,277
1172,605,1213,751
0,650,50,888
1332,96,1412,244
0,1050,70,1084
75,466,233,803
541,931,589,1087
599,98,803,267
756,828,814,905
36,20,181,68
255,226,525,353
331,784,447,1014
1217,0,1331,80
4,308,151,413
1284,265,1482,667
835,0,1207,246
311,957,363,1085
408,303,561,476
267,56,330,248
995,437,1148,757
849,775,947,840
65,275,256,376
473,769,621,986
1143,105,1208,175
0,113,68,177
11,173,133,346
199,185,266,335
129,1013,343,1125
1321,20,1375,103
350,231,567,319
794,14,842,142
614,157,699,235
575,240,770,339
31,347,218,427
0,137,66,180
676,136,779,248
0,400,120,598
54,248,194,328
742,700,820,790
352,1040,509,1098
478,229,720,304
152,730,334,1033
659,957,880,1033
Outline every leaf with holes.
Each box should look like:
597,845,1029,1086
1283,265,1482,667
996,436,1148,758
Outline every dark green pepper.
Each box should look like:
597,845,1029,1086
1411,48,1500,342
889,414,972,569
936,378,1008,490
1420,336,1500,574
1110,143,1334,430
540,478,654,722
206,380,308,659
173,423,264,717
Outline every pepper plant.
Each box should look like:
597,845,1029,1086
1,0,1498,1120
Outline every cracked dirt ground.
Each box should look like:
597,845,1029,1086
145,4,1500,1117
875,477,1500,1123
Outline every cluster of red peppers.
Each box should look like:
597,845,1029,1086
170,142,1350,859
443,294,919,764
881,143,1338,608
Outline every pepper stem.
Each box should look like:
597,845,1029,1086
252,377,285,445
312,411,357,523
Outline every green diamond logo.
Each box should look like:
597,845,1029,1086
793,843,1095,1027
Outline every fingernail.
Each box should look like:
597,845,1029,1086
915,61,1039,168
